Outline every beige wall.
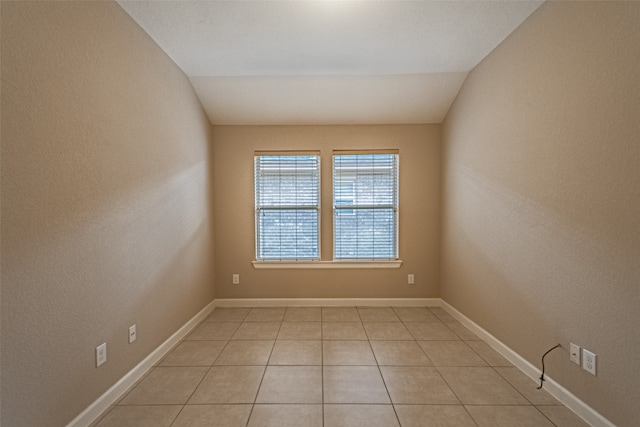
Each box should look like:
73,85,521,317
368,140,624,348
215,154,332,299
212,125,440,299
441,2,640,426
1,2,215,426
3,1,638,425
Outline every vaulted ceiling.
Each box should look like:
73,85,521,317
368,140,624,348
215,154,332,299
118,1,543,125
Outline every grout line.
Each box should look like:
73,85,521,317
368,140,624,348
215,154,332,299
112,306,583,426
168,315,231,427
355,306,402,426
532,405,563,426
243,313,280,427
488,364,532,406
432,365,478,426
369,332,403,426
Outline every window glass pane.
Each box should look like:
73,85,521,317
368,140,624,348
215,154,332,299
333,153,398,260
256,156,319,207
257,209,318,260
255,155,320,260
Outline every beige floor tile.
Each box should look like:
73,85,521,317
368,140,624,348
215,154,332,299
232,322,281,340
256,366,322,403
405,322,460,340
214,340,274,365
324,404,399,427
370,340,432,366
363,322,413,340
537,406,590,427
95,405,181,427
114,305,590,427
380,366,459,404
446,322,481,341
206,308,250,322
438,367,528,405
159,340,226,366
495,367,561,405
392,307,440,322
245,307,286,322
269,340,322,365
322,307,360,322
322,322,368,340
429,307,457,323
323,340,377,365
187,322,240,340
465,340,512,366
357,307,400,321
323,366,391,403
466,405,554,427
418,341,487,367
171,405,252,427
189,365,265,403
248,404,323,427
277,322,322,340
284,307,322,321
120,367,208,405
394,405,477,427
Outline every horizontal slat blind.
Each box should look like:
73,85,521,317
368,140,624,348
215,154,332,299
333,153,399,260
255,154,320,260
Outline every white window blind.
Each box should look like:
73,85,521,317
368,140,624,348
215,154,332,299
333,152,399,260
255,153,320,260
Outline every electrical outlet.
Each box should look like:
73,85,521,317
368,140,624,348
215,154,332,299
569,343,580,365
408,274,415,285
96,343,107,367
582,349,596,375
232,274,240,285
129,325,137,344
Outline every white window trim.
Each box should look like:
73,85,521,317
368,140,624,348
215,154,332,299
254,151,321,261
253,149,401,267
252,260,402,269
332,150,400,261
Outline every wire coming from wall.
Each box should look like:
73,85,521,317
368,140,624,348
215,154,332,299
538,344,561,389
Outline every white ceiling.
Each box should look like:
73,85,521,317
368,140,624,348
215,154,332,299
118,1,543,125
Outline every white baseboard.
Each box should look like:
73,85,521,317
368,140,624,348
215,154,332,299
66,300,216,427
440,300,614,427
68,297,612,427
213,297,441,307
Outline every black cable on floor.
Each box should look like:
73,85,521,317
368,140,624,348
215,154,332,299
537,343,561,389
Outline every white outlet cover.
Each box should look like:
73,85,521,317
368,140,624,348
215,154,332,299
582,348,596,375
96,343,107,367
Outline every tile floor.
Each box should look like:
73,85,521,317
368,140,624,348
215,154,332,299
95,306,589,427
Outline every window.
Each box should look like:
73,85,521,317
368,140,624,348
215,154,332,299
333,151,399,260
254,152,320,260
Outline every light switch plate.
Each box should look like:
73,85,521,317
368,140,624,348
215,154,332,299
569,343,580,365
129,325,137,344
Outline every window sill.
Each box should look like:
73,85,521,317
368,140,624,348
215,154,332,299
252,260,403,269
